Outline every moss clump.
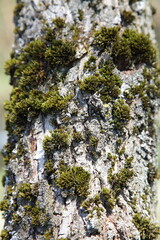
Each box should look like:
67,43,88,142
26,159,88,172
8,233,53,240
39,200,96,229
100,188,115,210
52,17,66,29
4,86,71,137
43,229,53,240
78,9,84,21
116,29,157,66
112,99,131,131
0,230,10,240
44,160,54,177
129,0,141,4
108,156,134,194
12,213,22,223
133,213,160,240
0,200,9,211
72,131,84,143
121,10,135,25
84,55,97,72
93,27,157,70
89,136,99,148
14,2,24,17
45,40,76,67
147,163,159,184
43,128,70,155
56,166,90,197
94,26,120,49
17,183,32,200
82,194,104,218
80,61,122,103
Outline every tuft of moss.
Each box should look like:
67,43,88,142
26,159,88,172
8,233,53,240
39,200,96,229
43,128,70,155
94,26,120,49
17,183,32,200
121,10,135,25
80,62,121,103
147,163,159,184
133,213,160,240
52,17,66,29
56,166,90,197
0,230,10,240
112,99,131,131
78,9,84,21
89,136,99,148
45,40,76,67
84,55,97,72
100,188,115,210
108,156,134,195
14,2,24,17
72,131,84,143
43,229,53,240
82,194,104,218
0,200,10,211
44,160,55,177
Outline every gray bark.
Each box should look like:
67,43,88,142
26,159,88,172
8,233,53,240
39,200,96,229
0,0,160,239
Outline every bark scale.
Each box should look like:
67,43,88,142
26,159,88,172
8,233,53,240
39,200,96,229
0,0,160,239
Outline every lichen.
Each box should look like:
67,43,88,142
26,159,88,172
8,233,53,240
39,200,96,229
55,166,90,197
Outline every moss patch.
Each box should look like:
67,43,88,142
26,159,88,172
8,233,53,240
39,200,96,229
55,166,90,197
133,213,160,240
112,99,131,131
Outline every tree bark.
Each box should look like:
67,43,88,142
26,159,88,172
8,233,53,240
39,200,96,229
0,0,160,239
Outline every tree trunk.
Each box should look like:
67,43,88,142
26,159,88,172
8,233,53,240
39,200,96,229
1,0,160,239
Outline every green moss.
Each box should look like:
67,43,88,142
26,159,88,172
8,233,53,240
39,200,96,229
13,2,24,17
56,166,90,197
121,10,135,25
45,40,76,67
94,26,120,49
43,128,70,156
89,136,99,148
41,88,72,113
52,17,66,29
78,9,84,21
43,229,53,240
112,99,131,131
133,213,160,240
0,200,9,211
72,131,84,143
0,230,10,240
100,188,115,210
147,163,159,184
84,56,97,72
108,156,134,195
44,160,54,176
12,213,22,223
93,27,157,70
80,67,121,103
82,194,104,218
17,183,32,200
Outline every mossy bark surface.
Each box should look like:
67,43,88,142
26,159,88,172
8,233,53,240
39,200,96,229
1,0,160,239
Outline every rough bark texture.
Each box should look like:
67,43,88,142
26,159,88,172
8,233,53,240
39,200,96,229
1,0,160,240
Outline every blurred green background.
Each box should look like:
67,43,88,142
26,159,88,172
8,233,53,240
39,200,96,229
0,0,159,232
